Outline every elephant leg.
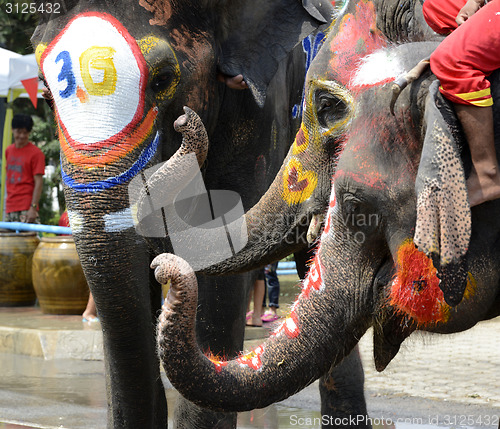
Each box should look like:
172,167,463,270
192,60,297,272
294,249,369,429
173,272,253,429
320,346,370,429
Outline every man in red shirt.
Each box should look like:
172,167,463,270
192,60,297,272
5,114,45,223
423,0,500,206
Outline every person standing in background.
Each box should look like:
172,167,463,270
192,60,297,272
262,262,280,323
5,114,45,223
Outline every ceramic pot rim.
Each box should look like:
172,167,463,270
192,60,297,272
39,236,75,243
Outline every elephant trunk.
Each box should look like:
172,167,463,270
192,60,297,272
200,126,328,275
59,111,208,426
134,107,209,238
138,116,327,275
64,197,167,426
154,222,371,410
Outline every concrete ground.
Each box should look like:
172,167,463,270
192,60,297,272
0,302,499,428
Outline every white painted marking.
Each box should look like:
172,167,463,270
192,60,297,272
350,49,405,88
104,208,135,232
67,210,84,233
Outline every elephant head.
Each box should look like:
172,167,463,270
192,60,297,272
151,0,500,411
31,1,334,426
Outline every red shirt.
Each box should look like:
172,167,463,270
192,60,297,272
5,142,45,213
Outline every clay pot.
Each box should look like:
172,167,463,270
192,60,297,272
0,230,39,306
32,237,89,314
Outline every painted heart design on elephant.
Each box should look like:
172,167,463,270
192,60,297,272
282,158,318,205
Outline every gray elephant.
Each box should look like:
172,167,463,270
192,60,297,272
149,0,500,417
31,1,337,427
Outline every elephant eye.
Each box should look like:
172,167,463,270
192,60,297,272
314,90,348,129
151,71,174,94
342,193,361,215
340,192,380,232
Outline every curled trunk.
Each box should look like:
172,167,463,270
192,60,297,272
154,221,372,410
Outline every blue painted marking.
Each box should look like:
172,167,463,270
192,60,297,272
61,132,160,192
56,50,76,99
292,31,326,119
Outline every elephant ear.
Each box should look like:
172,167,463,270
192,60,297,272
414,80,471,307
218,0,333,106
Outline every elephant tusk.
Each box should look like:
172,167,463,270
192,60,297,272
390,58,430,116
307,213,325,244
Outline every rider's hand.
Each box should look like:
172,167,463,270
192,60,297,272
456,0,484,25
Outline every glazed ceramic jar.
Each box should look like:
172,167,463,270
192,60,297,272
32,236,89,314
0,230,39,306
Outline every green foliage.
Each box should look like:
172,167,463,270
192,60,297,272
33,116,63,225
0,0,39,54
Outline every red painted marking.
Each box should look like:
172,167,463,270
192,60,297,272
273,310,300,339
295,127,306,149
334,169,387,190
328,0,387,88
389,240,449,325
301,253,325,298
212,360,228,373
237,345,265,370
76,86,88,103
58,107,157,166
288,167,309,192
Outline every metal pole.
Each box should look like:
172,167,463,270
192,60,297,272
0,88,16,222
0,221,72,235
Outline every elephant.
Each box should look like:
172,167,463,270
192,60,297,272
31,1,341,427
148,0,500,419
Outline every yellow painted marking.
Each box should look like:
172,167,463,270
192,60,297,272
80,46,117,96
138,36,160,55
35,43,47,66
282,158,318,205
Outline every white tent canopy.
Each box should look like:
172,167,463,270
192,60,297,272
0,47,44,97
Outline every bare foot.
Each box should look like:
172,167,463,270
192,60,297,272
217,73,248,90
82,293,98,322
246,313,263,327
467,167,500,206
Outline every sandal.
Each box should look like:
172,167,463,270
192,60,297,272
261,313,279,323
245,310,253,321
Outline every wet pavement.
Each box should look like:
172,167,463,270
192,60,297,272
0,274,499,428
